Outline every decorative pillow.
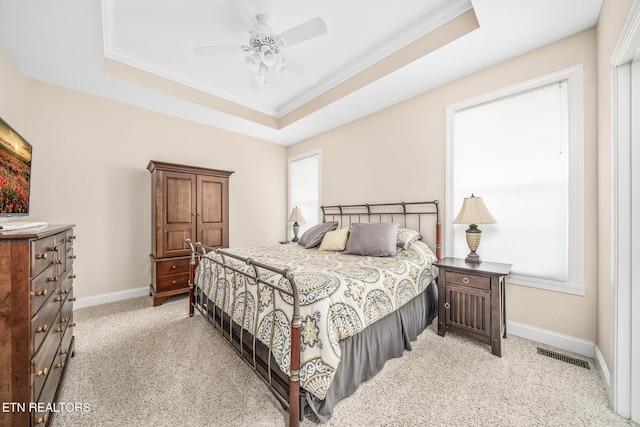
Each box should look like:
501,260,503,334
343,222,399,257
318,227,350,251
298,221,338,248
397,228,422,250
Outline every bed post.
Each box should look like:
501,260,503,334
286,270,301,427
434,200,441,260
186,239,196,317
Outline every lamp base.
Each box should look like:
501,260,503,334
465,252,482,264
292,222,300,243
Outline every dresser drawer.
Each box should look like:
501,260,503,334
60,286,74,334
445,271,490,290
31,264,56,314
31,312,61,402
31,235,55,278
31,289,61,355
59,267,75,296
60,319,74,364
156,272,189,292
66,246,75,269
32,358,62,426
156,258,190,276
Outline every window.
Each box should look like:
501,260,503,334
446,66,584,295
289,150,321,238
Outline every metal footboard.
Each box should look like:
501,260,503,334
186,239,302,427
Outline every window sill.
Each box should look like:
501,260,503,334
507,273,586,296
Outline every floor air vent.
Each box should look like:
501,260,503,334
537,347,590,369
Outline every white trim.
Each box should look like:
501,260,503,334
74,286,149,310
595,345,611,397
507,320,595,359
610,1,640,420
445,65,585,295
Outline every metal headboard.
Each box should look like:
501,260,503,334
320,201,441,259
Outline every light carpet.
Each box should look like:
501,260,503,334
53,296,636,427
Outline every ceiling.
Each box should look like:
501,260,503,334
0,0,602,146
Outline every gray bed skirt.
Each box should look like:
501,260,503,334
306,280,438,421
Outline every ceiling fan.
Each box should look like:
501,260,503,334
195,0,327,88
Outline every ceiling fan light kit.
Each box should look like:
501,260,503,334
195,1,327,87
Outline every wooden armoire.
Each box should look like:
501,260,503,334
148,161,233,306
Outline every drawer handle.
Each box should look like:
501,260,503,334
54,296,65,302
55,362,65,369
70,254,77,259
71,297,77,302
62,288,70,294
36,414,49,425
68,235,77,242
171,265,177,269
36,367,48,377
61,349,69,355
172,280,177,284
56,327,64,333
463,277,470,284
47,277,57,283
70,274,77,279
62,316,69,323
57,260,63,265
36,252,48,260
444,302,451,309
35,288,48,297
71,322,77,327
36,324,48,333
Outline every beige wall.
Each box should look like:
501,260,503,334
0,46,287,300
595,0,635,369
0,43,24,130
289,29,599,342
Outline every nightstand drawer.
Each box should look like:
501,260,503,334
445,271,489,290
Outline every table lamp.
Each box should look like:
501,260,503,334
453,194,497,263
288,207,305,242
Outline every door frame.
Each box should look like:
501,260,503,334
610,0,640,420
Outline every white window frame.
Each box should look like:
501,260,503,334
445,65,585,296
288,149,322,239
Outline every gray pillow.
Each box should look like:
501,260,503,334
343,222,399,257
298,221,338,248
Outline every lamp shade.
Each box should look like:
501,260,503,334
288,207,305,223
453,195,497,225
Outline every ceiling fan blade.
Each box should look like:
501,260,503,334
281,56,318,85
224,0,260,33
277,17,327,47
194,45,244,56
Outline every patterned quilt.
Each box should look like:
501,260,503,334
193,240,438,400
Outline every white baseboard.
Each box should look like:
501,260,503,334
507,320,595,358
74,286,149,310
594,345,611,397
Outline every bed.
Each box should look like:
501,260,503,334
186,201,441,426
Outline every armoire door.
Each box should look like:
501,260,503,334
159,170,196,257
196,174,229,248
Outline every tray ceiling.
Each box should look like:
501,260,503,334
0,0,602,145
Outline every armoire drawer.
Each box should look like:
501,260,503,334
156,258,190,276
156,273,190,292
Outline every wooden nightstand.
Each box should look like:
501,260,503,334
434,257,512,357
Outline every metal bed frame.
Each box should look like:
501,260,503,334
186,201,440,427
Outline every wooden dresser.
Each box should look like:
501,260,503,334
148,161,233,306
0,224,76,426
